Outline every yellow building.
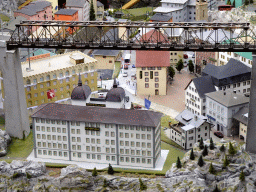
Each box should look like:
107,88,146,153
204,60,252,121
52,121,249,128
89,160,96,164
233,106,248,142
2,51,98,114
170,51,183,67
136,51,170,96
96,1,104,21
92,50,121,70
45,0,58,14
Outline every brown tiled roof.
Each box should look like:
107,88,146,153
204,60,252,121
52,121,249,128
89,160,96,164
136,50,170,67
31,103,163,127
141,30,169,43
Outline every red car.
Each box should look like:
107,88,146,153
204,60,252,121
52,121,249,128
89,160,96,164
214,132,224,138
134,105,142,109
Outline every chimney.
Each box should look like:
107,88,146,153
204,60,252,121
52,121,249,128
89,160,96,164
233,90,236,94
194,115,198,121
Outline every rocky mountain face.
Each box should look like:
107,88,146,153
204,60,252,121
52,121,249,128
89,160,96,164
0,140,256,191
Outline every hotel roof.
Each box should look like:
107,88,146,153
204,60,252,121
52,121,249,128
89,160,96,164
31,103,163,127
21,51,96,77
55,9,78,15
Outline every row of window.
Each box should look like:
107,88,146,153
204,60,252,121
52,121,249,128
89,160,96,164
120,149,151,156
187,100,200,109
220,81,250,90
119,133,151,140
120,141,151,148
26,69,94,84
186,107,201,116
37,149,153,164
188,86,198,93
119,125,151,131
186,92,200,102
188,133,208,141
141,67,161,70
145,83,159,88
36,120,101,127
208,110,224,122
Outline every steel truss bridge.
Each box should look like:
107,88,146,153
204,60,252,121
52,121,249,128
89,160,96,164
5,21,256,52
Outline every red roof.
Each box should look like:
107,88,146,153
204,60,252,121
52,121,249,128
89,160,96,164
141,29,169,43
136,50,170,67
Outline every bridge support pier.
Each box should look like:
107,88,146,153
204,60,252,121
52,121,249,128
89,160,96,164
0,41,30,139
246,52,256,153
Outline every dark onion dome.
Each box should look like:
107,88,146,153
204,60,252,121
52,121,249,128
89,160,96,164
71,73,91,100
105,78,125,102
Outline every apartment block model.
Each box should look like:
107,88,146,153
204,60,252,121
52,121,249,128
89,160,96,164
32,103,162,168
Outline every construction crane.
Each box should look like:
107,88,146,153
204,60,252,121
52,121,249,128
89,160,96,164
122,0,141,9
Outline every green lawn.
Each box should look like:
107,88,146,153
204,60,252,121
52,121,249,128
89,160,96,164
0,116,5,125
6,131,34,158
0,14,10,22
112,61,121,79
122,7,156,16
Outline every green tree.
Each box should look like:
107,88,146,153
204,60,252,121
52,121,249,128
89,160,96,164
131,102,134,109
188,60,194,73
227,0,231,5
210,138,214,150
233,0,236,6
190,148,195,160
209,163,215,174
92,167,98,176
175,59,184,73
213,185,220,192
202,145,208,156
108,163,114,175
228,142,236,155
139,178,147,190
198,155,204,167
90,0,96,21
103,178,107,187
219,144,225,152
176,156,182,168
245,0,249,5
223,155,229,168
239,170,245,181
168,65,175,79
199,137,204,150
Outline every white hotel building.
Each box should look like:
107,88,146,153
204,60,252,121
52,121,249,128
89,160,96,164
31,103,162,168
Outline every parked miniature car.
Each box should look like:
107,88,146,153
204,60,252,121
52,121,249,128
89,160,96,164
214,131,224,138
134,105,142,109
123,72,128,77
132,64,136,68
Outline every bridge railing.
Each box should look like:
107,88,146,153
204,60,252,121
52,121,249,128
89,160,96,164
6,21,256,52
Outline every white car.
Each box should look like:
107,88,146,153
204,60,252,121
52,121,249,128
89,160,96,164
123,73,128,77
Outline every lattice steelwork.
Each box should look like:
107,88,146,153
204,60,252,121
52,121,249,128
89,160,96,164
6,20,256,52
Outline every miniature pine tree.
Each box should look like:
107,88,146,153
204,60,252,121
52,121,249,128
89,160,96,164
175,59,184,73
239,170,245,181
108,163,114,175
103,178,107,187
176,156,182,168
210,138,214,150
190,148,195,160
92,167,98,176
199,137,204,150
219,144,225,152
139,178,147,190
213,185,220,192
223,155,229,168
90,0,96,21
202,145,208,156
228,142,236,155
188,60,194,73
198,155,204,167
209,163,215,174
227,0,231,5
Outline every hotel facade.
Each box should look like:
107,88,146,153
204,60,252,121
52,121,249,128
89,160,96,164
32,103,162,168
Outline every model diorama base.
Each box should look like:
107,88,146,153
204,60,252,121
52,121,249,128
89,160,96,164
27,149,169,171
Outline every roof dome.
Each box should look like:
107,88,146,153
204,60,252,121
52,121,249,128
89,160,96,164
71,74,91,100
105,78,125,102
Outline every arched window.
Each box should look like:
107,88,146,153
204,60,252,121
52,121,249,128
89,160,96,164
84,66,88,71
53,74,57,79
65,70,70,76
26,79,31,85
27,93,31,99
46,75,50,81
40,77,44,82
